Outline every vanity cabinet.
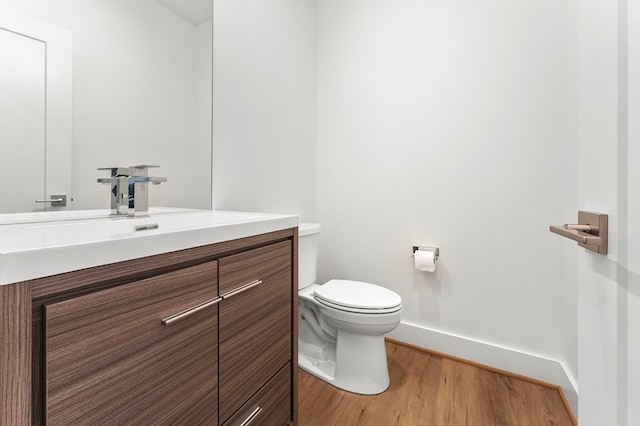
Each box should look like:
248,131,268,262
1,227,298,425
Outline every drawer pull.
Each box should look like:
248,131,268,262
222,279,263,299
161,297,222,326
239,406,263,426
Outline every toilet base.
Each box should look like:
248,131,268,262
298,329,390,395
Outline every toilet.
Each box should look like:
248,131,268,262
298,223,403,395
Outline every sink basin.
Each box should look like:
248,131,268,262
19,210,264,241
0,207,196,225
0,209,298,285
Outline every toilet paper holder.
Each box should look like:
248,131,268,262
412,246,439,261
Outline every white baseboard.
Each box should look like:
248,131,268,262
388,321,578,416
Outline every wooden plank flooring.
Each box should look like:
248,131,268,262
299,340,576,425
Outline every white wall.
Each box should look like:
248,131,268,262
212,0,317,220
0,0,212,210
316,0,572,401
576,0,640,423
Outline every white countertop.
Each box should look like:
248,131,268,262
0,209,299,285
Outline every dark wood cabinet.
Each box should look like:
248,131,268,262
0,227,297,425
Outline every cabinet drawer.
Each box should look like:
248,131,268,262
223,364,292,426
219,240,293,422
44,261,219,425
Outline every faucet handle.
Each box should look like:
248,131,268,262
98,167,133,177
129,164,159,169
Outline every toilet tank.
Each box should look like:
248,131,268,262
298,223,321,289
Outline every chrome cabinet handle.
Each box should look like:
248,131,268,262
222,279,262,299
161,297,222,326
239,406,263,426
161,278,262,325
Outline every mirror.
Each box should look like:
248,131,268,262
0,0,212,215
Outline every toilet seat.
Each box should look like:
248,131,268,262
313,280,402,314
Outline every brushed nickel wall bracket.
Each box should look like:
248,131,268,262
550,211,608,254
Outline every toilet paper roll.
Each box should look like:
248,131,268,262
414,249,437,272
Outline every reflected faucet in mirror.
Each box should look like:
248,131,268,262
98,165,167,217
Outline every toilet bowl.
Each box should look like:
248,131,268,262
298,223,403,395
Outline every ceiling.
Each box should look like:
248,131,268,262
154,0,213,26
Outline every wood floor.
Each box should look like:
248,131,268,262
298,340,576,426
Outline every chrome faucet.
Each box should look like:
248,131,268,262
97,165,167,217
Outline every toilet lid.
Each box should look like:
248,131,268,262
313,280,402,311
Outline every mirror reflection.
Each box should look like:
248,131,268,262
0,0,212,215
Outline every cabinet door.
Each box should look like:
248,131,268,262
44,261,219,425
219,241,293,422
